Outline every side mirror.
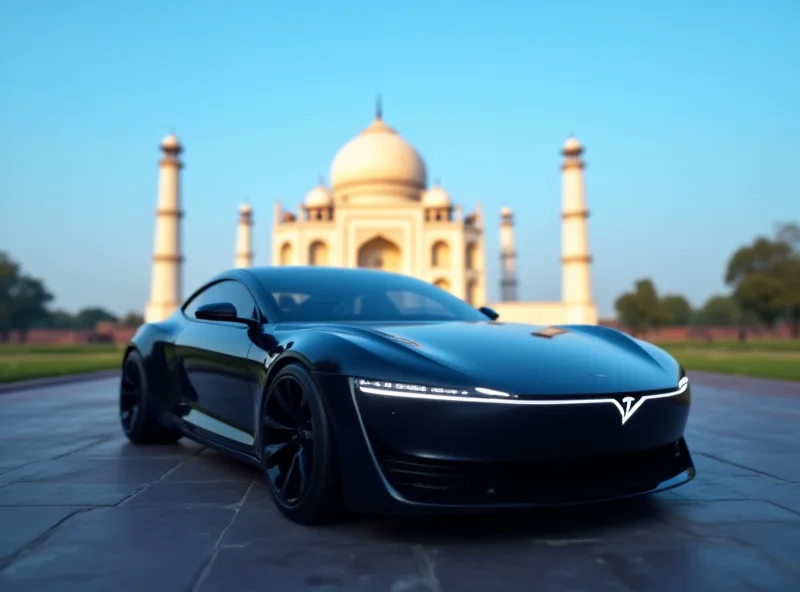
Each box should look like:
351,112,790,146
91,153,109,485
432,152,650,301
195,302,247,324
479,306,499,321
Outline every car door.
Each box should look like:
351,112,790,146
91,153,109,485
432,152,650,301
175,279,260,450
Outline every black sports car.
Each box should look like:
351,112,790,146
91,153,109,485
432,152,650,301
120,266,695,524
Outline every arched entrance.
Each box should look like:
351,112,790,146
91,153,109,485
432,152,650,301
466,279,478,305
357,236,401,272
433,278,451,291
431,241,451,268
308,240,329,266
279,242,293,266
466,243,477,270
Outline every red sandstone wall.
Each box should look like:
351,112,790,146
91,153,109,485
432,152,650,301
4,322,794,345
598,319,793,341
7,326,137,345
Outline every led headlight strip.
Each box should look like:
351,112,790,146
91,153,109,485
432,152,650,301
355,376,690,425
356,378,515,400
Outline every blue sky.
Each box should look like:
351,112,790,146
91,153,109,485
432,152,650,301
1,0,797,318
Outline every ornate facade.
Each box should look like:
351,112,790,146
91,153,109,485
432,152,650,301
144,106,598,327
271,109,487,306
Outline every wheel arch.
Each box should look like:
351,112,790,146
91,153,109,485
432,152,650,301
255,350,336,463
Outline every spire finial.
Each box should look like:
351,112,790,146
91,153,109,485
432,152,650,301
434,176,441,186
375,95,383,120
318,174,324,186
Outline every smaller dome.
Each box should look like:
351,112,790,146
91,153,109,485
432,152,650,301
161,133,181,151
305,184,332,208
239,202,252,214
500,206,512,217
563,136,583,153
422,185,451,208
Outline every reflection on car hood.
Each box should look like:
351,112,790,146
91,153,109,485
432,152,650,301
334,320,680,396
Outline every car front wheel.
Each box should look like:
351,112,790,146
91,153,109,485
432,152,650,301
260,363,341,524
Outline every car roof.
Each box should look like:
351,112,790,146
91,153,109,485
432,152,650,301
223,265,416,285
196,266,434,323
255,266,404,279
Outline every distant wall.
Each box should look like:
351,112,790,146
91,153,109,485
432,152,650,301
5,321,795,345
598,319,794,341
6,325,137,345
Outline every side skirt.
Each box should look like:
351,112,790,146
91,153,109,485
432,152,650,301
172,410,262,468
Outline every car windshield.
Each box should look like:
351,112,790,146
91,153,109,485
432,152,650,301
254,269,488,323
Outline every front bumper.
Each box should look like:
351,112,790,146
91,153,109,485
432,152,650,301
315,373,695,514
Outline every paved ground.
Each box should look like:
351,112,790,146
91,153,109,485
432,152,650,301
0,373,799,592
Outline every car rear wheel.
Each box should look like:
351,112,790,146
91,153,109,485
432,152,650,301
261,364,341,524
120,350,182,445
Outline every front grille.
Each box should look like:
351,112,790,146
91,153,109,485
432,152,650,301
378,439,691,505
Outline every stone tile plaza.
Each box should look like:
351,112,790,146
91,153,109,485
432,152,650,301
2,3,798,589
1,372,799,591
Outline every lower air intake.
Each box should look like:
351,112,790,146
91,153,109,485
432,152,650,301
378,439,692,505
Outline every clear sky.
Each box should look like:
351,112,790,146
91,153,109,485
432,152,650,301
1,0,797,318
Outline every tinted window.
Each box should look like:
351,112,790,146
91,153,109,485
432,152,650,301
258,271,487,323
184,280,259,321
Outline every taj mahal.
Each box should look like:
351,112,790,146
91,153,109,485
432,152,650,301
144,104,598,327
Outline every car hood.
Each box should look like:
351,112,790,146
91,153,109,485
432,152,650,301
329,320,680,396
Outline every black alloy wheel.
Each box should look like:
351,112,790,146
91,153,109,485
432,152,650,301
119,350,182,445
120,356,143,434
262,374,315,506
260,364,341,524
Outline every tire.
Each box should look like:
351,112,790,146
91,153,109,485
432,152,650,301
119,350,182,445
260,364,341,524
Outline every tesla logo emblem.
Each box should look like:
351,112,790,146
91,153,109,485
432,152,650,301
617,396,646,425
621,396,637,424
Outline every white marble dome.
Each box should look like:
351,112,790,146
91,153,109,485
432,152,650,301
422,185,451,208
329,116,427,192
304,184,332,208
161,133,181,151
563,136,583,153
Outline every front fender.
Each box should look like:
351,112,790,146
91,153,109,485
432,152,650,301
127,319,185,424
272,326,476,388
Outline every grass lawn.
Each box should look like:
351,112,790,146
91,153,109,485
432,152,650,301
654,340,800,382
1,339,799,385
0,343,125,384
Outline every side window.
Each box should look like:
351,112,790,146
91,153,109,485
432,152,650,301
183,283,226,319
183,280,259,321
387,290,449,316
214,281,259,321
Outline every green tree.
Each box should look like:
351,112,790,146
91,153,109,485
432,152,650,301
0,252,53,341
725,222,800,336
0,253,21,340
73,307,118,330
775,222,800,248
774,258,800,337
660,294,693,325
41,310,80,329
734,272,783,327
121,311,144,328
614,279,667,335
694,295,742,327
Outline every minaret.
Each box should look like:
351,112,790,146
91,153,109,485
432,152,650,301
499,206,518,301
145,134,184,324
561,136,593,306
235,203,254,268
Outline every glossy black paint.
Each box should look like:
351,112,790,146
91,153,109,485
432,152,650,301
125,266,695,514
